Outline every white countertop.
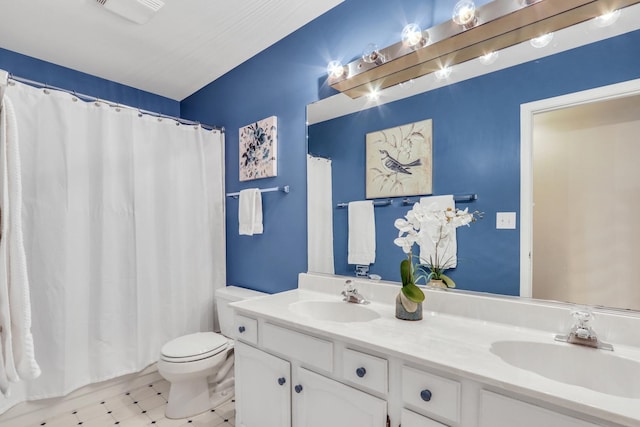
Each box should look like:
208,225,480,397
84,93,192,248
231,276,640,427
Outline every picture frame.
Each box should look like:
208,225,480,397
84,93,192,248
365,119,433,199
239,116,278,181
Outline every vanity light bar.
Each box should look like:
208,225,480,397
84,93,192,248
329,0,640,98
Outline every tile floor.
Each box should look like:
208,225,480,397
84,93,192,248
34,379,235,427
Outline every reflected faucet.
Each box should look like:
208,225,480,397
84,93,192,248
341,280,369,304
555,309,613,351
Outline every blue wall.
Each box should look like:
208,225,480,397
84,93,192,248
182,0,640,295
0,48,179,116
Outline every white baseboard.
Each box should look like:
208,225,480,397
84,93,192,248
0,364,161,426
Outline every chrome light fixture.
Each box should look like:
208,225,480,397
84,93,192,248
327,0,640,99
362,43,385,65
452,0,477,28
434,66,452,80
327,60,346,80
530,32,554,48
479,51,499,65
401,23,428,48
593,9,621,27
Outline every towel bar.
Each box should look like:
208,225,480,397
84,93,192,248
336,199,391,208
226,186,290,199
402,194,477,205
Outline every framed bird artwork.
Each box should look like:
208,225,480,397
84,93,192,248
365,119,433,199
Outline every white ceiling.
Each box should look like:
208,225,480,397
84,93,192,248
0,0,343,101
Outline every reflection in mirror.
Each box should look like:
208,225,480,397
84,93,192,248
307,4,640,311
524,89,640,312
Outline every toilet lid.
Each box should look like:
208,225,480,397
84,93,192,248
161,332,228,359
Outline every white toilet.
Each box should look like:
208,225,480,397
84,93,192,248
158,286,265,419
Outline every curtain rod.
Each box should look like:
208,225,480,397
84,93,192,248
7,74,223,132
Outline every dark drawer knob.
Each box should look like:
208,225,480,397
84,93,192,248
277,377,286,386
356,367,367,378
238,326,246,333
294,384,303,393
420,389,432,402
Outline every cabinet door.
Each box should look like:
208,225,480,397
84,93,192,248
479,390,600,427
235,341,291,427
401,408,449,427
293,367,387,427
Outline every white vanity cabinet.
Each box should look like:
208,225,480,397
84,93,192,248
401,408,449,427
232,285,633,427
234,319,389,427
479,391,601,427
293,367,387,427
235,341,291,427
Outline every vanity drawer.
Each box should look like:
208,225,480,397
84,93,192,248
262,322,333,373
402,366,461,424
234,315,258,345
341,348,388,395
479,390,600,427
401,408,449,427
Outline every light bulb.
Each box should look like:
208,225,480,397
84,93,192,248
479,51,498,65
452,0,477,27
327,60,345,79
593,9,620,27
530,32,554,48
362,43,385,65
435,66,452,80
402,23,428,48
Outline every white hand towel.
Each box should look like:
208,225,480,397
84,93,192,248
238,188,263,236
419,195,458,268
348,200,376,265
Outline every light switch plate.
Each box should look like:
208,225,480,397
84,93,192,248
496,212,517,229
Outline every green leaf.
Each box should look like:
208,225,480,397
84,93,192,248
401,283,425,303
400,258,413,287
440,273,456,289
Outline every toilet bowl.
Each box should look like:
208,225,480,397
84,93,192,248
158,286,266,419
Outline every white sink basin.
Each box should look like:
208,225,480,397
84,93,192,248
491,340,640,398
289,300,380,323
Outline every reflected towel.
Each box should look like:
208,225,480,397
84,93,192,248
419,195,457,268
348,201,376,265
238,188,263,236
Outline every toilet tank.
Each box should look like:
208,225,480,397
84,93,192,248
215,286,266,336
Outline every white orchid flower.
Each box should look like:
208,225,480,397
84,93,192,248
394,236,414,254
394,218,413,233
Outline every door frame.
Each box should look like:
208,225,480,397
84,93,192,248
520,78,640,297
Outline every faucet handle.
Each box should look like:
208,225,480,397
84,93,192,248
344,279,355,292
571,309,593,325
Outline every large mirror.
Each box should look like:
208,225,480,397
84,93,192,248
306,5,640,311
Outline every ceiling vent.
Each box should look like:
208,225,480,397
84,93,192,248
96,0,165,24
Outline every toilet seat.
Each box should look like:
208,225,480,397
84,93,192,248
161,332,228,363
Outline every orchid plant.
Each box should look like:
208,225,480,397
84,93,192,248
394,202,482,301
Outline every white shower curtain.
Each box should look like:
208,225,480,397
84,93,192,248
307,155,334,274
0,80,226,413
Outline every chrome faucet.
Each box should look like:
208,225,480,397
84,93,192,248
341,280,369,304
555,309,613,351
